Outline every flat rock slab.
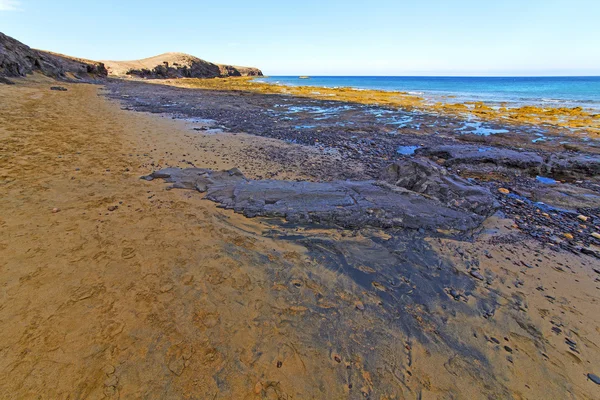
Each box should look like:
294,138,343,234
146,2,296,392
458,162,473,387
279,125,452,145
143,167,492,232
416,145,544,170
416,144,600,178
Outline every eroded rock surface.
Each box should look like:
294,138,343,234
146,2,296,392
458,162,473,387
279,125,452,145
103,52,263,79
0,32,107,81
416,145,544,171
144,162,498,232
417,144,600,179
382,158,498,216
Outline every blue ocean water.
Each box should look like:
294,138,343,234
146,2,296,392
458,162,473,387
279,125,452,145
254,76,600,110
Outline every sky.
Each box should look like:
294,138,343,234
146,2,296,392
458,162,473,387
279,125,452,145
1,0,599,76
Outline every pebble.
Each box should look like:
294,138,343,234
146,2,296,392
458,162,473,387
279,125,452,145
592,233,600,240
108,205,118,212
470,270,485,280
52,208,60,213
588,373,600,385
563,233,574,240
498,188,510,195
254,382,263,394
577,215,588,222
355,301,365,311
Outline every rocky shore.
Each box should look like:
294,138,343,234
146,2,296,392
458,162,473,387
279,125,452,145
107,78,600,258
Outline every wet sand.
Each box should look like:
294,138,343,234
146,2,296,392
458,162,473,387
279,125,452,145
1,76,600,399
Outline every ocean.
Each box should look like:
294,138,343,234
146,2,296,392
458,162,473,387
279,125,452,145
254,76,600,110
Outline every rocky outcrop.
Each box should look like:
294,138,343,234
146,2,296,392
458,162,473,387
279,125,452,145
416,144,600,179
142,162,498,233
103,52,263,79
382,158,498,217
544,153,600,179
416,145,544,171
218,64,263,77
0,32,107,82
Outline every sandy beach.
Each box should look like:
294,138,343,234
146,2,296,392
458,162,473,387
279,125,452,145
1,74,599,399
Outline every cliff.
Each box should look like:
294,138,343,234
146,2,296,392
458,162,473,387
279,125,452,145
103,52,263,79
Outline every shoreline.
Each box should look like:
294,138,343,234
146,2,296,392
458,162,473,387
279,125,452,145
254,75,600,111
1,75,600,398
141,76,600,137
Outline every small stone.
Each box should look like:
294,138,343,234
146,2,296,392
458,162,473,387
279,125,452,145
355,301,365,311
108,205,118,212
276,361,282,368
504,346,513,353
591,232,600,240
577,215,588,222
254,382,263,394
498,188,510,195
52,208,60,213
470,270,485,280
588,373,600,385
563,233,574,240
50,86,68,91
333,354,341,363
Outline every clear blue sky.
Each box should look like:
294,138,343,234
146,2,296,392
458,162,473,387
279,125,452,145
1,0,599,76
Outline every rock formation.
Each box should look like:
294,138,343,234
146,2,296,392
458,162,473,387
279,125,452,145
102,52,263,79
143,160,498,233
416,144,600,179
0,32,107,82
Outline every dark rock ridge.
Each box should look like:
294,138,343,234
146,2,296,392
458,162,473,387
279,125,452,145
382,158,498,216
102,52,263,79
0,32,107,82
143,159,498,233
416,144,600,179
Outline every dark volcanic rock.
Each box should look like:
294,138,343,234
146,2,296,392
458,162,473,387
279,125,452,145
528,184,600,210
544,153,600,179
382,158,498,217
143,166,493,232
416,145,544,171
417,144,600,179
0,31,107,80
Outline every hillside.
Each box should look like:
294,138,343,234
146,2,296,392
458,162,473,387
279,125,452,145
0,32,107,82
0,32,262,83
103,52,263,79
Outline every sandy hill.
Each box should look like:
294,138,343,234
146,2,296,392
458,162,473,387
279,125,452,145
0,32,107,83
103,52,263,79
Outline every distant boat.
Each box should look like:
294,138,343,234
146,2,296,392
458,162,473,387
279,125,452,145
299,76,310,79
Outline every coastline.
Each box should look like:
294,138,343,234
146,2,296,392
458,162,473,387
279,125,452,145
255,76,600,110
149,76,600,137
1,75,600,398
